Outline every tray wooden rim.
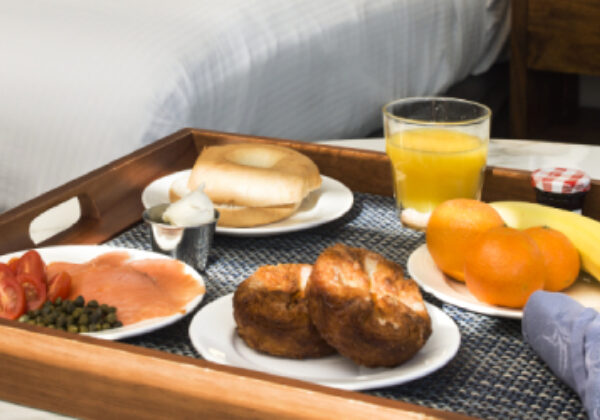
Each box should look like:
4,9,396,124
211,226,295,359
1,128,598,419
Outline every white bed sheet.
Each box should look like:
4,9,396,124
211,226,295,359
0,0,509,212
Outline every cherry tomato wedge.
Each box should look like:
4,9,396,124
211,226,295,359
47,272,71,303
0,263,14,279
6,258,19,274
16,273,47,311
16,250,47,285
0,275,26,320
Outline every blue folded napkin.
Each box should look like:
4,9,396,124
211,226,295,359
523,290,600,420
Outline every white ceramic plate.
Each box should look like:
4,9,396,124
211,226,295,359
408,243,600,317
407,244,523,319
189,294,460,391
141,170,354,237
0,245,206,340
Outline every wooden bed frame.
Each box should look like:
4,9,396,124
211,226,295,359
510,0,600,141
0,129,598,419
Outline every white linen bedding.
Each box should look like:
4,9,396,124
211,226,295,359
0,0,509,212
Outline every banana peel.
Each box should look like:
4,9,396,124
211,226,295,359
490,201,600,283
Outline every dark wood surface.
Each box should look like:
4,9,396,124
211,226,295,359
0,128,598,419
527,0,600,76
509,0,530,139
510,0,600,141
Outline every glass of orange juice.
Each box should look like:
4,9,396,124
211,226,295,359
383,97,491,229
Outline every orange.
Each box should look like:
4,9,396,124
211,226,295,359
426,199,505,282
464,226,546,308
524,226,580,292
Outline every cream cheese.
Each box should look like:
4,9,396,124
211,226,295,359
162,185,215,227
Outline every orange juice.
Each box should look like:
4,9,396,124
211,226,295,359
386,128,487,214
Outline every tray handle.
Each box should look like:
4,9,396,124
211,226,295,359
0,176,127,254
0,129,199,254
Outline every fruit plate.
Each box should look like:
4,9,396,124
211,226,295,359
142,170,354,237
0,245,206,340
188,294,460,391
407,244,600,318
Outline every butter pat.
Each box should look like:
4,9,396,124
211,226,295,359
163,185,215,227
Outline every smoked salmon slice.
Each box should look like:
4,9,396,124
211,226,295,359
47,252,204,325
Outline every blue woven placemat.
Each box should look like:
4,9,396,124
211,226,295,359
107,192,586,419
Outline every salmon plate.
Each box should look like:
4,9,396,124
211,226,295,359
0,245,206,340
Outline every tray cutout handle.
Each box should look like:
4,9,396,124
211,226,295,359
29,197,82,244
0,192,101,254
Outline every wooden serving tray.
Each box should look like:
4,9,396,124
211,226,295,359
0,129,598,419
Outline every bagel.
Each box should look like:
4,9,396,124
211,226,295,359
307,244,432,367
233,264,336,359
169,143,321,227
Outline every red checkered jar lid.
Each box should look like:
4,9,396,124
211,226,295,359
531,167,591,194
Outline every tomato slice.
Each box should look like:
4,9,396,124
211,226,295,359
0,275,26,320
47,272,71,303
16,273,47,311
16,250,47,285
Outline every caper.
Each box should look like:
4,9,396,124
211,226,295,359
101,322,112,330
87,299,98,308
74,296,84,307
65,301,75,314
72,307,83,319
56,315,67,329
79,325,89,333
54,297,62,306
89,309,101,324
67,325,79,333
78,314,89,326
105,312,117,324
18,314,29,323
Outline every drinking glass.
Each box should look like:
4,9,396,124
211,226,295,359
383,97,491,229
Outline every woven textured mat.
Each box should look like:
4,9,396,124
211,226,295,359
107,192,585,420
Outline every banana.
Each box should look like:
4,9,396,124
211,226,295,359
489,201,600,283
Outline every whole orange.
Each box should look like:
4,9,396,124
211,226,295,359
524,226,580,292
464,226,546,308
426,199,505,282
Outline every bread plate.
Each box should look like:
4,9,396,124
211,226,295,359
142,170,354,237
407,244,600,318
0,245,206,340
188,293,460,391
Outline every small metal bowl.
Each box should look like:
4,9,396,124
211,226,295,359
143,204,219,272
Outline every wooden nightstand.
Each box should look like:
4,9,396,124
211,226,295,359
510,0,600,142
